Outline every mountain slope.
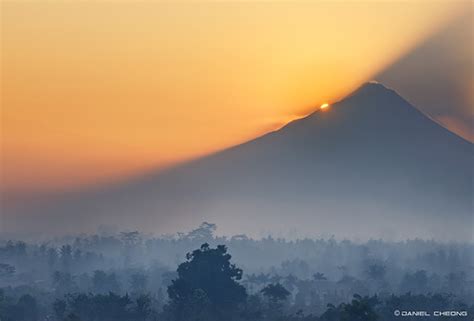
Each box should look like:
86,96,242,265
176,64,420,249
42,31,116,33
4,83,473,240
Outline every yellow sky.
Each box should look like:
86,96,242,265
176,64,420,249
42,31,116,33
1,1,464,199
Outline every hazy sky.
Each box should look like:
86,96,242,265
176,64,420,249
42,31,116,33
1,1,468,201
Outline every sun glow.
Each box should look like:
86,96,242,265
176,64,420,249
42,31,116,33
2,1,463,199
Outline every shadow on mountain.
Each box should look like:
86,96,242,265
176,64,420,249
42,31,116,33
4,83,472,241
375,11,473,141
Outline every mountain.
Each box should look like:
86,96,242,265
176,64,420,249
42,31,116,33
4,82,473,240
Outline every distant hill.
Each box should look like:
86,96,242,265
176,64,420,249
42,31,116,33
4,83,473,241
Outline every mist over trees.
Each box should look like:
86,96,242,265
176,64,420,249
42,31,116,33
0,223,473,320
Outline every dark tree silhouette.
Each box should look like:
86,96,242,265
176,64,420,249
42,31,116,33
166,243,247,321
313,272,327,281
92,270,120,294
365,264,386,281
261,283,291,320
52,292,153,321
0,263,15,279
186,222,217,240
320,294,379,321
0,292,39,321
261,283,290,303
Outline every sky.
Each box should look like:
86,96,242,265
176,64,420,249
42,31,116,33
1,1,470,202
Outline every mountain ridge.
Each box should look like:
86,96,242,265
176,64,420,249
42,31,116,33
3,82,472,241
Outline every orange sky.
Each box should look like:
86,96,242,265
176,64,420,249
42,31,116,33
1,1,466,199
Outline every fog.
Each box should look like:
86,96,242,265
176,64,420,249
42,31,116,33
2,83,472,244
1,223,473,320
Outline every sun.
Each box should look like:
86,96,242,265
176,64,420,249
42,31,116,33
320,103,330,110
